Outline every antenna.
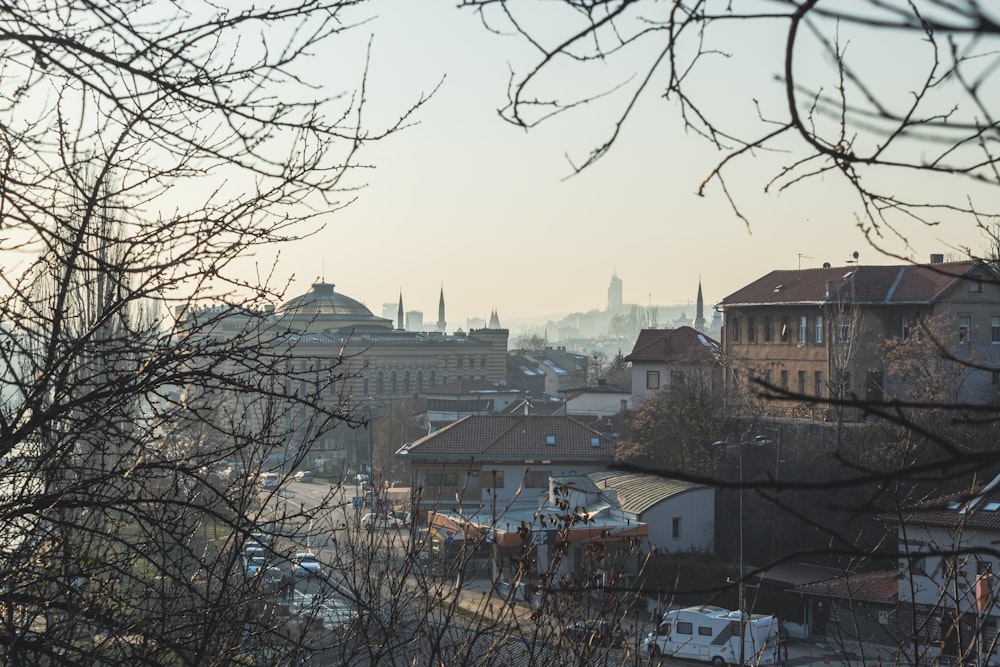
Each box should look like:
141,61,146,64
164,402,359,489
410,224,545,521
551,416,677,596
798,254,813,269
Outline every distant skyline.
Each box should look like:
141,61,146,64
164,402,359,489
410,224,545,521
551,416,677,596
241,1,988,328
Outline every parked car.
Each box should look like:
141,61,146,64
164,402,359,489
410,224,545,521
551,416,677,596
245,556,267,577
388,510,411,526
361,513,405,531
244,544,266,562
294,470,314,483
563,619,626,648
292,552,321,577
355,473,369,484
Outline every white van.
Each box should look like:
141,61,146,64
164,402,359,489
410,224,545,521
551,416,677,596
642,605,779,667
258,472,279,489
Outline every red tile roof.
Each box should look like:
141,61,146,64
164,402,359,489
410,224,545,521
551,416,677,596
720,261,983,307
625,326,721,363
894,473,1000,531
796,570,899,603
402,414,615,461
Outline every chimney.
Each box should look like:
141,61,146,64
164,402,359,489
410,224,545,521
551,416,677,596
930,253,944,264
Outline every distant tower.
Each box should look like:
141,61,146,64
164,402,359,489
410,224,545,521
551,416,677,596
695,278,706,332
397,292,404,331
437,286,446,333
607,271,623,310
488,308,501,329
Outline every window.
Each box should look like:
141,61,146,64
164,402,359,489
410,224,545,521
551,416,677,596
483,471,505,489
839,319,851,342
417,371,423,390
425,472,459,488
525,471,552,488
798,315,807,343
731,317,741,343
646,371,661,390
912,555,927,576
959,315,971,344
815,315,824,343
672,517,681,539
545,435,556,446
798,370,807,395
376,372,384,394
698,627,713,637
390,371,397,394
780,317,789,342
747,317,756,343
590,437,601,448
970,279,983,293
670,370,685,386
992,316,1000,344
676,622,693,635
901,317,910,341
780,370,789,390
763,317,772,343
815,371,824,398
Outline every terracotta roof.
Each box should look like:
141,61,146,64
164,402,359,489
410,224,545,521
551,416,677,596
583,470,708,515
796,570,899,604
894,473,1000,531
401,414,615,462
719,261,983,307
624,326,721,363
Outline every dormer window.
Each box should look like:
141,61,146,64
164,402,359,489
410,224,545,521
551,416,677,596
590,437,601,448
545,435,556,446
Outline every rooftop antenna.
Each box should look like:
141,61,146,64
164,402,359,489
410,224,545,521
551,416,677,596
798,254,813,269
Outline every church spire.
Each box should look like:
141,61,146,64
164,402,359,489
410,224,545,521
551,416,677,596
695,278,705,332
488,308,501,329
397,291,404,331
437,285,446,333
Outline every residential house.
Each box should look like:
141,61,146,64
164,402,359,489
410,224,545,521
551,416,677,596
717,257,1000,418
395,412,616,518
583,470,715,553
893,473,1000,665
415,378,523,431
624,326,722,407
506,348,588,398
558,381,631,419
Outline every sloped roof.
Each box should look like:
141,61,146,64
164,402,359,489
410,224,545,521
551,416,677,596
720,261,984,307
894,473,1000,531
624,326,721,364
583,470,708,515
401,414,615,461
796,570,899,604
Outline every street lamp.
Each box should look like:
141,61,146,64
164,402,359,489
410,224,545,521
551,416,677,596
712,433,750,667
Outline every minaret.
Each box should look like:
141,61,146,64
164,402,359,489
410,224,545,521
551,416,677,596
694,278,706,332
437,286,446,333
397,292,404,331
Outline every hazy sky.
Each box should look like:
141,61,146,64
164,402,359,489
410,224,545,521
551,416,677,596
253,1,991,329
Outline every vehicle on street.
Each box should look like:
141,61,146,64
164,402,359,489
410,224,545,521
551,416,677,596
244,544,266,561
259,566,285,590
292,552,321,577
294,470,314,483
355,473,369,484
563,619,626,648
362,513,405,531
245,556,267,577
388,510,411,526
641,605,780,666
259,472,279,489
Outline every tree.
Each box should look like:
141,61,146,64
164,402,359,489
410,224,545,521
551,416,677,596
459,1,1000,251
0,2,434,664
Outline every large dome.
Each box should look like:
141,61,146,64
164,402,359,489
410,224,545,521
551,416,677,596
277,282,392,333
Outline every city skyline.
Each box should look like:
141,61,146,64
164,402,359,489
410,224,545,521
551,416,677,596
240,0,985,326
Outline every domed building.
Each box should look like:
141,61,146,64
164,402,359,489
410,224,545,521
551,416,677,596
179,280,509,476
275,282,393,334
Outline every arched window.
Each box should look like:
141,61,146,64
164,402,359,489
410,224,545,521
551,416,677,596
430,370,436,386
403,371,411,393
375,372,383,395
417,371,423,390
363,378,370,396
390,371,397,394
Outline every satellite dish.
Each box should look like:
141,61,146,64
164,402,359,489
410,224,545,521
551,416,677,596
823,262,831,268
852,251,859,260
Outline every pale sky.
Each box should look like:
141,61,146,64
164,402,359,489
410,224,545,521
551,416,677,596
250,1,993,328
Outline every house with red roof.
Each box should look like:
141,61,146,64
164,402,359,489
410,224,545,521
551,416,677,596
717,257,1000,418
624,326,722,406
